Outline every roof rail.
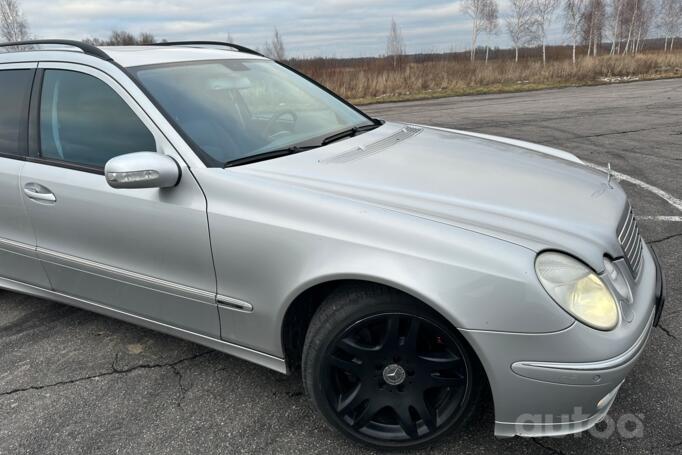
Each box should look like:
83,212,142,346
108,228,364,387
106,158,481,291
0,39,112,61
149,41,265,57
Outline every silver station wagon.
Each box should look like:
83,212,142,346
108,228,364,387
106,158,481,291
0,40,665,450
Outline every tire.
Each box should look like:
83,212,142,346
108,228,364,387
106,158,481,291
302,285,483,451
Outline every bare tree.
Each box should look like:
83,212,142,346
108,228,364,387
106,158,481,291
564,0,586,63
623,0,639,54
462,0,489,61
582,0,605,56
659,0,682,51
263,27,286,60
633,0,655,52
507,0,536,62
533,0,561,64
138,32,156,45
83,31,157,46
0,0,30,44
109,30,136,45
607,0,625,54
386,18,406,68
483,0,499,63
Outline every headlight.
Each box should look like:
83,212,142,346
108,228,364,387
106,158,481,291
535,252,619,330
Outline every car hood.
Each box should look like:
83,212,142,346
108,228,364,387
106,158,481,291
236,122,628,270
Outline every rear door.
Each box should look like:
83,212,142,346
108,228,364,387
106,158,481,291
0,63,51,288
20,63,219,337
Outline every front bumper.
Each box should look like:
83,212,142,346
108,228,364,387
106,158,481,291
462,244,665,438
651,246,666,327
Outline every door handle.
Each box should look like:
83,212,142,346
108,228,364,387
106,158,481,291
23,183,57,203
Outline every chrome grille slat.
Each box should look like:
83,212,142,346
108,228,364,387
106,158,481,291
617,205,643,277
618,211,635,243
623,227,638,257
632,238,643,272
620,222,637,259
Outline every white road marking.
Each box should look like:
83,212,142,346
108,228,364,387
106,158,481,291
586,162,682,216
637,216,682,222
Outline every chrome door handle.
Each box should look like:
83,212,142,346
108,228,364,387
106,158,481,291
23,183,57,203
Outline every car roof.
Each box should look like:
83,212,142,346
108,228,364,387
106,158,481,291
0,45,268,68
102,46,268,67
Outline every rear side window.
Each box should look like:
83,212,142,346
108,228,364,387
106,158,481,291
39,70,156,168
0,69,33,158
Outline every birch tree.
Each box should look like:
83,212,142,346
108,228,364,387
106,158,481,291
263,27,286,60
386,18,406,68
533,0,561,64
623,0,639,54
483,0,499,63
506,0,536,62
0,0,30,44
582,0,605,56
633,0,655,52
564,0,586,63
607,0,625,54
462,0,488,61
659,0,682,51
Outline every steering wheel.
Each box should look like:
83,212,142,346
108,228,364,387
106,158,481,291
265,110,298,139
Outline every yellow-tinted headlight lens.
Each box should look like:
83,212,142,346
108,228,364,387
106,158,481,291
536,252,619,331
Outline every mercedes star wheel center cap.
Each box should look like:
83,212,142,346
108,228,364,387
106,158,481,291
382,364,406,386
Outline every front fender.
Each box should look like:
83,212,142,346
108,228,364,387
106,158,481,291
196,168,574,359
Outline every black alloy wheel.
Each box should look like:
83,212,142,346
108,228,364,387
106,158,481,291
303,287,481,450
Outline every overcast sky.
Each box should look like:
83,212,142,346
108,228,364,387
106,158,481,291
20,0,566,58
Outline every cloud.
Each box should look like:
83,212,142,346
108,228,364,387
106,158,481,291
19,0,565,58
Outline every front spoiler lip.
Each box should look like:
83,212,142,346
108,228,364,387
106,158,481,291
494,381,623,438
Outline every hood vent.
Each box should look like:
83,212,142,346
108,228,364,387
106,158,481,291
320,125,422,164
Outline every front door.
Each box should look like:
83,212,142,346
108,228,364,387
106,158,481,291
20,63,219,337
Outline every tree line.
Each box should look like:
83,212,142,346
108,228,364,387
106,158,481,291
396,0,682,65
2,0,681,63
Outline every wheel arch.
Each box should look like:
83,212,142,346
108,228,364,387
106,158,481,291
279,276,489,386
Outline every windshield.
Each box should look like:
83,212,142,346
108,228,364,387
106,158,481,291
131,59,374,167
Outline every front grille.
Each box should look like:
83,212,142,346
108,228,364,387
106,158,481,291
618,205,643,277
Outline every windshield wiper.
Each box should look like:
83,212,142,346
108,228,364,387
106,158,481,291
321,122,382,146
224,145,319,168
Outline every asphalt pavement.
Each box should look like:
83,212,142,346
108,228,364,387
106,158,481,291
1,79,680,454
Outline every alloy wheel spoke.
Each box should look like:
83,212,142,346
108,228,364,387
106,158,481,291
352,400,384,429
426,371,465,389
417,351,461,372
402,318,420,351
337,382,369,414
337,337,379,362
380,316,401,351
328,354,364,378
395,404,419,439
411,395,437,432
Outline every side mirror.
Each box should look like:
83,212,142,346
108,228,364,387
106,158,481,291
105,152,180,189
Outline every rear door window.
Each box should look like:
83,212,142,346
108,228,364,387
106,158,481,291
0,69,34,158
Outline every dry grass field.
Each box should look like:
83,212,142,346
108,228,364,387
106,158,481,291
291,50,682,104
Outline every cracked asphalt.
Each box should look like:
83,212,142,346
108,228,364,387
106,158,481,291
2,79,681,454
